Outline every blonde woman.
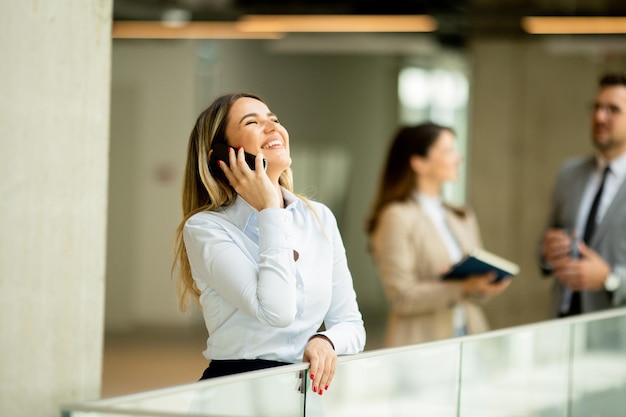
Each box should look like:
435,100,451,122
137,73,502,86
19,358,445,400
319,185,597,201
173,93,365,395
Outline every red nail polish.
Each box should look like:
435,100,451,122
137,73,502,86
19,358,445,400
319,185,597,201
325,385,329,390
310,373,315,379
319,389,323,396
217,160,222,167
238,146,242,151
313,386,317,393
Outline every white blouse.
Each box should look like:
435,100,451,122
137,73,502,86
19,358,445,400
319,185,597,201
415,191,467,335
415,192,463,264
183,188,366,363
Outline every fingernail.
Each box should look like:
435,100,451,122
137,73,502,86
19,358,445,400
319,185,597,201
309,373,315,379
238,146,242,151
313,386,317,393
217,161,222,167
319,389,323,396
325,385,329,390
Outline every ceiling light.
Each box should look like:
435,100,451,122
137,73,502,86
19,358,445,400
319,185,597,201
522,17,626,34
236,15,437,33
112,21,283,39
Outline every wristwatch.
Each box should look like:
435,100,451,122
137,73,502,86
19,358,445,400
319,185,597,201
604,272,621,292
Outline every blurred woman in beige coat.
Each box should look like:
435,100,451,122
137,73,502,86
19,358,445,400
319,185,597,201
366,122,510,347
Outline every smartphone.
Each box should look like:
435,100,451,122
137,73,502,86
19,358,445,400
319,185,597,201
209,142,267,181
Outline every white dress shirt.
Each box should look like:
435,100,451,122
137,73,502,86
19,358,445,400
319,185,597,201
183,188,366,363
414,192,466,335
415,192,463,264
560,152,626,313
575,152,626,235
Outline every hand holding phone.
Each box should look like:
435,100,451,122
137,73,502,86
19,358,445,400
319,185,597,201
209,142,267,182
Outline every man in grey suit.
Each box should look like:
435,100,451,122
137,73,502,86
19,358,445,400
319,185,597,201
541,73,626,318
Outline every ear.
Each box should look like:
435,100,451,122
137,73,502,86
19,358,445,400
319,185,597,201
410,155,427,175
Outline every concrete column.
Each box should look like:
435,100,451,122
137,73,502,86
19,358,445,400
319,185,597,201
0,1,112,416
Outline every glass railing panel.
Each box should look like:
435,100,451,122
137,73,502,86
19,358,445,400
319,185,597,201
62,364,307,417
308,342,461,417
457,320,571,417
571,313,626,417
63,309,626,417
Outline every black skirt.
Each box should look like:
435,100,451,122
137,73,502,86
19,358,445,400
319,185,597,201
199,359,291,380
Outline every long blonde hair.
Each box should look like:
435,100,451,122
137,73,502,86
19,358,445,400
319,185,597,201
173,93,294,311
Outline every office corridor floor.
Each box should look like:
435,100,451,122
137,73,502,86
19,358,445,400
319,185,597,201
101,321,385,398
101,327,209,398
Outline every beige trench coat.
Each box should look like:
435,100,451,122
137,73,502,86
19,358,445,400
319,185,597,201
370,199,490,347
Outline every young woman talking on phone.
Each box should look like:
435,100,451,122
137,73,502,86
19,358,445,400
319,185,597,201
173,93,365,395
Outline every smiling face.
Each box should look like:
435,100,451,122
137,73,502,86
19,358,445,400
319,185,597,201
224,97,292,178
416,129,461,183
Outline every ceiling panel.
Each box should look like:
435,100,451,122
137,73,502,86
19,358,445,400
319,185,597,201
112,0,626,40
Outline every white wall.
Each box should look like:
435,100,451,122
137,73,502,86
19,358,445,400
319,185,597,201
106,39,399,334
0,1,112,416
108,40,200,330
106,35,626,340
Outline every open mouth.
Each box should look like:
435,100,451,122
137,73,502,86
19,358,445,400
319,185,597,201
261,139,282,150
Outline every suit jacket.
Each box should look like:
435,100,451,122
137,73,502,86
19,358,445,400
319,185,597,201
543,156,626,316
370,198,490,347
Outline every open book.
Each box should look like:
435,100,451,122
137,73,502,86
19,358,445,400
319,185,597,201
442,248,519,283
